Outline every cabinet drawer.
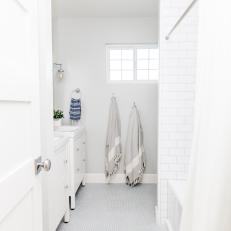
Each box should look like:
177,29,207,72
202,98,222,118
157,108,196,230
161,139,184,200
73,139,81,168
49,143,68,231
78,136,86,174
74,167,82,191
72,132,86,192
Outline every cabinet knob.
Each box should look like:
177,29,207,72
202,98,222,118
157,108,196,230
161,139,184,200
64,160,68,164
64,185,68,189
76,148,79,151
76,168,80,172
82,142,86,145
82,159,86,162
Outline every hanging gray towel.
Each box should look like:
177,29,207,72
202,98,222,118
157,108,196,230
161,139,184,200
124,105,145,186
69,98,81,121
105,97,122,178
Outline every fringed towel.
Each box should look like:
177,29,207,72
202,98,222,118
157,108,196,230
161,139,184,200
125,104,145,186
105,97,122,178
69,98,81,121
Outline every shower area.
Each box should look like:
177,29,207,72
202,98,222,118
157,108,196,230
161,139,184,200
157,0,198,229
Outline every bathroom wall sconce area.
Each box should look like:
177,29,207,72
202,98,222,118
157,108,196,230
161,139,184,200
54,63,64,79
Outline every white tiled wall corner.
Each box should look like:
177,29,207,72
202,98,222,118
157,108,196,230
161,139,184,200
158,0,198,224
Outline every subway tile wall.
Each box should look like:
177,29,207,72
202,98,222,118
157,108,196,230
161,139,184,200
158,0,198,224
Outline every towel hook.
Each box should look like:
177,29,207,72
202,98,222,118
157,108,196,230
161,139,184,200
75,88,80,93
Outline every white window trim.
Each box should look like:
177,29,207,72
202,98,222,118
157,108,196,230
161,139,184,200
106,44,159,84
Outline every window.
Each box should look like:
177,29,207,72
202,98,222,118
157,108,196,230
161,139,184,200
106,44,159,82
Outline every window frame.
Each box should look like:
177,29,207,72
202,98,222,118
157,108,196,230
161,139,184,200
106,44,159,84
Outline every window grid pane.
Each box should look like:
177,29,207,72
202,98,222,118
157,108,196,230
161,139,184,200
122,70,133,80
137,70,149,80
110,70,121,81
137,59,149,70
110,49,121,60
108,46,158,81
149,70,159,80
122,60,133,70
136,48,159,80
110,60,121,70
149,59,159,70
122,49,133,60
109,48,134,81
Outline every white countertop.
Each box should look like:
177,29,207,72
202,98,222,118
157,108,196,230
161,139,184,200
54,125,82,132
54,125,85,138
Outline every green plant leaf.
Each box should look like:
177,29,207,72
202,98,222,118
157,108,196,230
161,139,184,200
53,109,64,119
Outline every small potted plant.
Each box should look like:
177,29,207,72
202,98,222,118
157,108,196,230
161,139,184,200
53,109,64,127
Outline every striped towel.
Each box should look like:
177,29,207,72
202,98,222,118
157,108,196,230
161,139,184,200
105,97,122,178
69,98,81,121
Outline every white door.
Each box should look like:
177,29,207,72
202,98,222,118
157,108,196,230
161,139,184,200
0,1,50,230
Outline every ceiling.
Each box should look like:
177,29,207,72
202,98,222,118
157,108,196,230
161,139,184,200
52,0,158,18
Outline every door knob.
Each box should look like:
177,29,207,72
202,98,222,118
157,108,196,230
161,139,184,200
40,159,51,171
35,156,51,174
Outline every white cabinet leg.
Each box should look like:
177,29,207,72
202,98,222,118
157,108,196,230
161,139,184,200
64,209,70,223
82,177,86,186
70,195,76,210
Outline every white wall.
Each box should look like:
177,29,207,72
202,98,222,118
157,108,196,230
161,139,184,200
157,0,198,224
53,17,158,174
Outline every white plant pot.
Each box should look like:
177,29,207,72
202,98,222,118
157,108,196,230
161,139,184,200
54,118,62,127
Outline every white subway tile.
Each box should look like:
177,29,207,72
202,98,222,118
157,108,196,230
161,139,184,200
158,0,198,223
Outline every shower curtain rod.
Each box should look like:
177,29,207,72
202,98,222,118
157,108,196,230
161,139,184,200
165,0,199,40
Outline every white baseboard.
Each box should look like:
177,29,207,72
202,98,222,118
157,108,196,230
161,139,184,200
85,173,157,184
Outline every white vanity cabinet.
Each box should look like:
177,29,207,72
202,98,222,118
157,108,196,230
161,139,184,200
74,133,86,190
54,126,86,210
46,136,70,231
